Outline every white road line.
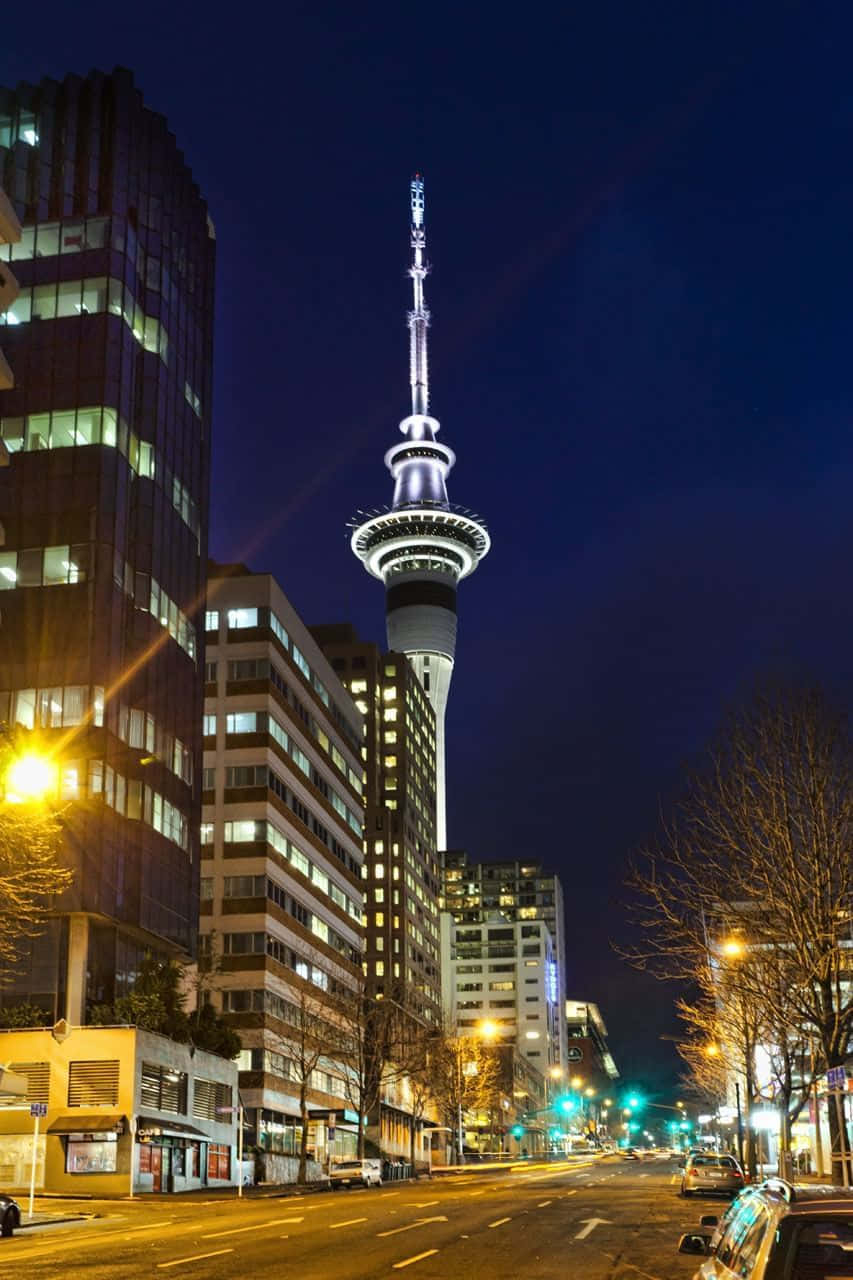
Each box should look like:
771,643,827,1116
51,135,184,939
329,1217,368,1229
381,1191,403,1197
157,1248,234,1269
564,1190,577,1197
414,1201,438,1208
467,1190,485,1196
393,1249,439,1269
488,1217,512,1228
201,1218,301,1239
125,1219,175,1232
537,1200,552,1207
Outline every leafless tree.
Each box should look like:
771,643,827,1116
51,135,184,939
621,687,853,1178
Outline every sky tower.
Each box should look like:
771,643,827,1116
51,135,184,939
351,176,490,849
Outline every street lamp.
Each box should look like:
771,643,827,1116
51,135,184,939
5,752,58,803
721,937,745,959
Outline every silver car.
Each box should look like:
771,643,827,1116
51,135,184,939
681,1153,745,1198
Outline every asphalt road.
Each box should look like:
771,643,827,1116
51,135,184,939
0,1156,729,1278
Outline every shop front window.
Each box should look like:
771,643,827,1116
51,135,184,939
66,1134,117,1173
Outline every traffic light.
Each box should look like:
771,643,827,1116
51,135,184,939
557,1096,576,1114
679,1120,690,1131
625,1093,644,1109
511,1124,524,1139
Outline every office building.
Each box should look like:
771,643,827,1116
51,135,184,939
441,852,568,1068
312,624,441,1024
0,185,20,390
350,177,489,849
0,68,214,1020
564,1000,620,1089
201,565,366,1168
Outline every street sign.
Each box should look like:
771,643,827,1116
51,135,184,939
565,1047,583,1063
827,1066,847,1091
30,1103,47,1118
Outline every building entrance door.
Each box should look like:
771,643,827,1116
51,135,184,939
151,1145,162,1191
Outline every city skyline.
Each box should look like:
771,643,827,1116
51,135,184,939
4,1,853,1094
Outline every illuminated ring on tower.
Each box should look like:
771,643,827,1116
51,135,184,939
351,509,490,581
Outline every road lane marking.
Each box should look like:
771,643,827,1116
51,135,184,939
202,1218,302,1238
378,1216,448,1237
563,1190,577,1197
467,1190,484,1196
380,1191,402,1197
157,1248,234,1268
488,1217,512,1228
393,1249,439,1268
126,1219,176,1232
574,1217,612,1240
414,1200,438,1208
329,1217,368,1229
537,1200,552,1207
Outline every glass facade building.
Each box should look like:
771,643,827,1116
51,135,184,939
0,68,214,1019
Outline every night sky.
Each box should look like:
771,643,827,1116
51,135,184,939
6,0,853,1100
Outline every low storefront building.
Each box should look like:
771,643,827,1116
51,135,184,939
0,1025,238,1194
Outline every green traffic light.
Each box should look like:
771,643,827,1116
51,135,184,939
511,1125,524,1138
558,1096,576,1114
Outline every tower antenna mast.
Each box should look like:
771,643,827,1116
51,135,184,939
408,174,429,417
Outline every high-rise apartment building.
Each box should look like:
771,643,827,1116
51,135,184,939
441,852,568,1069
201,566,366,1161
312,624,441,1024
350,177,489,849
0,69,214,1020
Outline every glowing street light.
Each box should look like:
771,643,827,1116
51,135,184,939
721,938,745,959
5,753,57,803
570,1076,584,1090
477,1019,498,1040
705,1043,720,1057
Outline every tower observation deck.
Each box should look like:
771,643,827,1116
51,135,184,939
351,176,490,850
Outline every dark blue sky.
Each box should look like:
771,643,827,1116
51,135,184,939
5,0,853,1097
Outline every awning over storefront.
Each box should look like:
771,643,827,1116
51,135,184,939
136,1116,209,1140
48,1114,125,1135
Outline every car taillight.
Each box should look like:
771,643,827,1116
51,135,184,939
733,1172,742,1179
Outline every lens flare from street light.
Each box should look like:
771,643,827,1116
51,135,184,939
6,753,57,802
721,938,744,958
705,1043,720,1057
549,1066,563,1079
571,1076,584,1089
477,1019,498,1040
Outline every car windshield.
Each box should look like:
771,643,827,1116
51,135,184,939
791,1218,853,1279
333,1161,361,1170
692,1156,734,1167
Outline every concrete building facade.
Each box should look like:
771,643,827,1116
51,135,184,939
201,564,366,1166
0,186,20,391
0,1025,238,1194
441,852,568,1069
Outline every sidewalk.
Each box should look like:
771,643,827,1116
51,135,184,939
18,1209,94,1231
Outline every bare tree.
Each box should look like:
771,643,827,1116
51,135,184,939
330,981,405,1159
621,687,853,1179
429,1029,503,1163
0,736,72,974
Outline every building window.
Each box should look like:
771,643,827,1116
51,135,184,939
66,1134,117,1174
139,1062,188,1115
193,1079,232,1123
226,607,258,630
68,1061,120,1107
207,1143,231,1180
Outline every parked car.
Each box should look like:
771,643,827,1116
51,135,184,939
0,1195,20,1237
622,1147,641,1160
677,1179,853,1278
329,1158,382,1188
681,1152,745,1198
